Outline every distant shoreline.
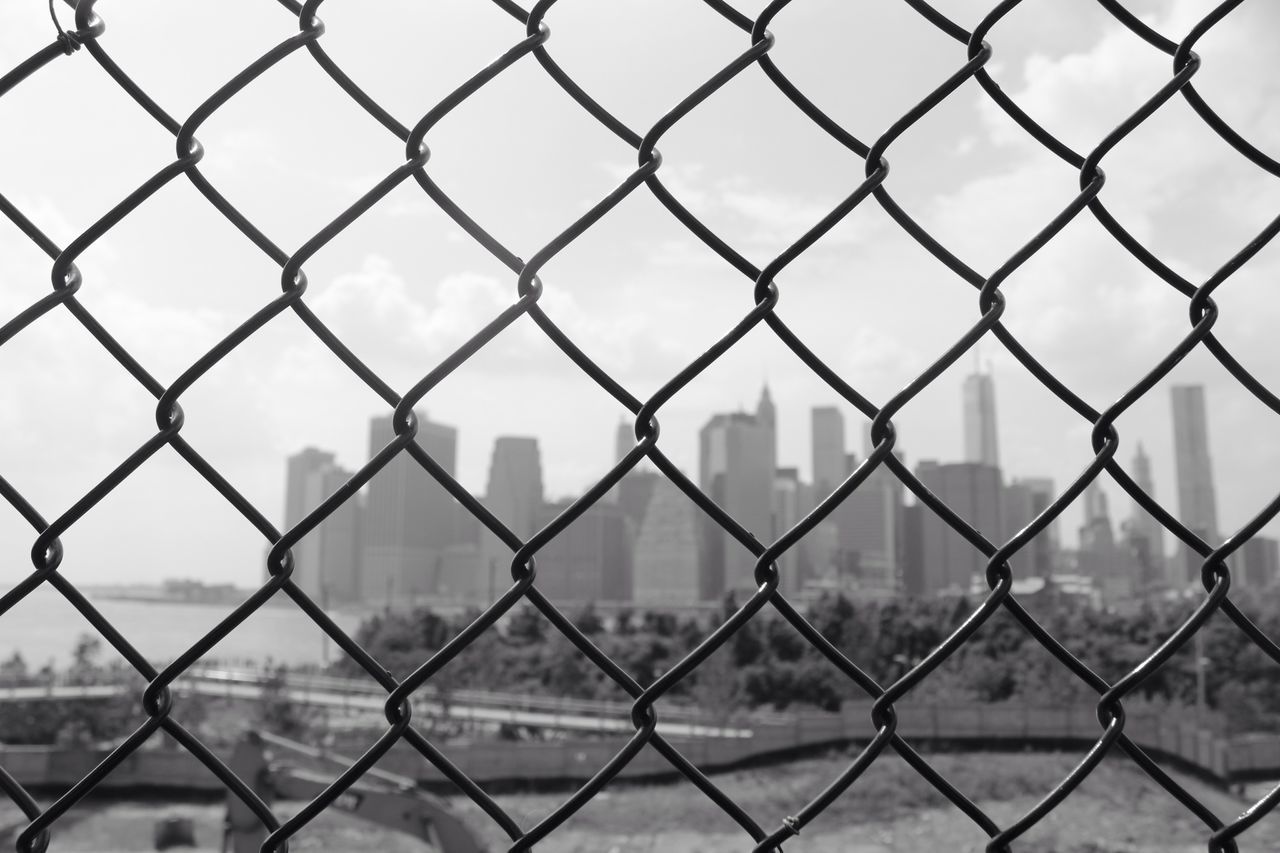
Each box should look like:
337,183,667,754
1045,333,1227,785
77,588,378,618
83,590,283,607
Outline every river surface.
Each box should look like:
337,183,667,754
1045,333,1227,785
0,585,366,669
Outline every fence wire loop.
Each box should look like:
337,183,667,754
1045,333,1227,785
2,0,1279,851
47,0,79,53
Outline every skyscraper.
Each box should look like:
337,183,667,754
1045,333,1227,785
481,436,545,578
810,406,846,498
698,388,775,601
757,384,777,477
614,419,633,465
633,477,701,607
963,371,1000,469
914,460,1003,595
1079,481,1118,578
532,499,632,604
361,412,461,604
832,442,903,596
1080,480,1146,598
771,467,812,595
1238,536,1280,590
485,437,544,538
1002,477,1057,578
281,448,360,603
1125,443,1166,590
1171,385,1219,584
609,419,635,503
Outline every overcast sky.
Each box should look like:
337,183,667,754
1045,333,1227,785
1,0,1278,588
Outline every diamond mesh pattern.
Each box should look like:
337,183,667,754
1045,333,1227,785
2,1,1279,851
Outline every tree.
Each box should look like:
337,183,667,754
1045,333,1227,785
256,663,314,739
0,651,28,686
688,649,741,727
506,604,546,644
574,603,604,636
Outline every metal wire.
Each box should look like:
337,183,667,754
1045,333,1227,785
1,1,1277,851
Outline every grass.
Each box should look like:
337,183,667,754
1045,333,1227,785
1,750,1253,851
455,749,1250,852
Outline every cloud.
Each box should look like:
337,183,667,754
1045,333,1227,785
306,254,649,388
601,159,875,255
919,0,1280,544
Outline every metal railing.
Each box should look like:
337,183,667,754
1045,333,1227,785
2,1,1279,851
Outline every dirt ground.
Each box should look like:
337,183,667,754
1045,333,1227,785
458,750,1257,853
0,751,1262,851
0,800,432,852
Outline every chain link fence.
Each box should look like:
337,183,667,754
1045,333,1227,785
2,0,1278,850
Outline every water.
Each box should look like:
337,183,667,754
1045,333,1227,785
0,586,366,670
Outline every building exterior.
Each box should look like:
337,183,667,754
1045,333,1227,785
811,406,846,498
1171,385,1219,585
615,420,633,465
1077,481,1135,599
282,447,335,599
480,436,545,579
806,406,847,580
757,385,777,478
831,454,903,596
901,502,925,597
771,467,813,595
1237,536,1279,590
1002,477,1056,579
633,476,702,607
608,420,634,503
914,461,1003,595
434,542,489,605
532,500,632,604
360,413,461,604
617,470,659,531
281,448,360,604
698,389,776,601
963,371,1000,469
1124,443,1166,591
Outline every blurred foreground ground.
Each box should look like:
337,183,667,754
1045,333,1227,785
2,752,1254,852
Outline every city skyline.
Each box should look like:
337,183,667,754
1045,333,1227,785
322,378,1254,551
280,373,1279,608
2,2,1277,589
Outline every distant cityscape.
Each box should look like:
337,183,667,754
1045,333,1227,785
279,375,1280,613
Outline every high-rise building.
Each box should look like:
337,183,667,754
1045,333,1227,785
771,467,812,595
531,500,632,604
1002,477,1056,578
284,448,335,544
811,406,846,498
832,452,903,596
1124,443,1166,591
1171,385,1219,584
615,420,633,465
1081,480,1151,599
807,406,847,581
617,470,659,530
758,384,777,477
1238,536,1280,590
914,461,1003,595
698,388,775,601
901,502,926,597
609,420,636,503
281,448,360,603
361,412,461,604
1078,481,1121,588
481,436,545,579
963,371,1000,469
633,477,701,607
